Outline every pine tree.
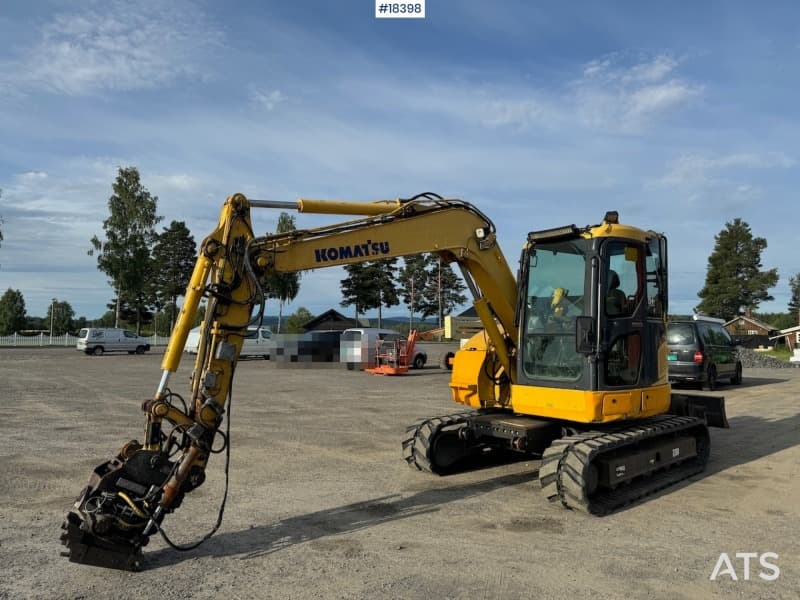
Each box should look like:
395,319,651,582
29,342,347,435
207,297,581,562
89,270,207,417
340,262,377,324
368,258,399,328
696,218,778,321
789,273,800,324
265,213,301,333
150,220,196,332
338,259,399,327
397,254,428,328
419,255,468,327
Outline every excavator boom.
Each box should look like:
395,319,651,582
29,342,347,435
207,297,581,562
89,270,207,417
61,193,521,570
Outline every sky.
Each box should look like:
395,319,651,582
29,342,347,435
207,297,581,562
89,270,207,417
1,0,799,321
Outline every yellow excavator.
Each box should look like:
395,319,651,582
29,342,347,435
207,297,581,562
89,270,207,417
61,193,728,570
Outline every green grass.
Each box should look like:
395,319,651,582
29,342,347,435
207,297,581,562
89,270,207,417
764,347,792,361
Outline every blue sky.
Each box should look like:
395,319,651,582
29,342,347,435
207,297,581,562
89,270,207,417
1,0,798,321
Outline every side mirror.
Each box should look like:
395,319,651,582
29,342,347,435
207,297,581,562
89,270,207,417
575,316,595,354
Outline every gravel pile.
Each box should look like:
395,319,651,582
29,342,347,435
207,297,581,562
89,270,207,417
736,347,799,369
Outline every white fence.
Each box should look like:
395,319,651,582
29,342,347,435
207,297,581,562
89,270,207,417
0,333,171,347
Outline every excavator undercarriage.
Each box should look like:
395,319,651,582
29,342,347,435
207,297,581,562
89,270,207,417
403,392,727,515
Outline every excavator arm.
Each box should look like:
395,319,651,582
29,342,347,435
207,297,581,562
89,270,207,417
61,192,521,570
248,194,519,382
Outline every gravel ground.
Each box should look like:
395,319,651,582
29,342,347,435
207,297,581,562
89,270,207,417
1,348,798,599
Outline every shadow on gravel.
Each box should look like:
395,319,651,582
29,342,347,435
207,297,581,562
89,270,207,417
705,412,800,474
608,412,800,515
144,470,536,568
142,414,800,564
671,376,789,391
732,376,791,388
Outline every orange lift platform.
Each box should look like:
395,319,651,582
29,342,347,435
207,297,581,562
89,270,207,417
366,330,419,376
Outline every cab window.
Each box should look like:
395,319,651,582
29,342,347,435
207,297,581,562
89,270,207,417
646,237,666,318
605,242,643,317
521,238,587,382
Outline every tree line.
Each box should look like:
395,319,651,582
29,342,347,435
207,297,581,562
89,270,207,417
340,255,467,329
0,167,469,336
1,173,798,335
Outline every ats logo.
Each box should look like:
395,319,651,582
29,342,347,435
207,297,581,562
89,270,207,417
710,552,779,581
314,240,391,263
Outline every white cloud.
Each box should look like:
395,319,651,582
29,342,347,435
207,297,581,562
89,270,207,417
19,171,49,182
481,99,547,129
250,88,285,111
3,0,222,96
649,151,797,216
659,152,797,187
623,55,678,84
582,53,678,85
627,80,699,117
336,52,699,135
149,173,203,193
574,53,701,132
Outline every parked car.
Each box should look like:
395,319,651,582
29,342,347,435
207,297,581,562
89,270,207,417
184,325,272,359
667,316,742,390
76,328,151,356
340,328,427,370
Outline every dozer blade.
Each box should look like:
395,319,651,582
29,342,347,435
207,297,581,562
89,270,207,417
669,393,729,428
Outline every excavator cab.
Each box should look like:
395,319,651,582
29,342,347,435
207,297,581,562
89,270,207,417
423,211,727,514
517,212,670,405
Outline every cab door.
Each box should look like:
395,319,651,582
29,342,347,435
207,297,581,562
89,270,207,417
601,241,645,388
600,237,666,390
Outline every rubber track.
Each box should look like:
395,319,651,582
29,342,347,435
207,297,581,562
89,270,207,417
539,415,709,516
401,411,474,474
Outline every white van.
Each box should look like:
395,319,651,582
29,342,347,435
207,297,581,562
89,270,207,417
184,325,272,359
340,328,427,370
76,328,151,356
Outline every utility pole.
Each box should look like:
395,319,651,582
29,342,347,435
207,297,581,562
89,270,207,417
409,278,414,330
437,257,443,328
50,298,56,340
115,286,121,328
